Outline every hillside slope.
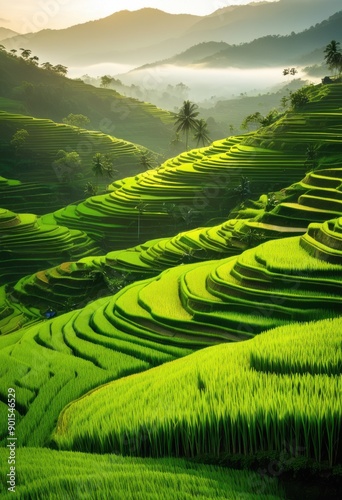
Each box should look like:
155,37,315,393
0,50,174,152
138,11,342,69
40,84,342,249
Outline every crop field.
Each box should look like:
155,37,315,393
0,448,286,499
0,75,341,498
0,111,148,184
0,294,192,446
53,316,341,466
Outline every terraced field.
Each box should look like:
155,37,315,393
0,80,341,497
40,84,342,250
53,315,341,466
0,176,77,214
0,207,101,333
8,165,342,332
0,218,341,453
0,111,149,184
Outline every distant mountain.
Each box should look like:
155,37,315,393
135,11,342,70
1,9,202,66
183,0,342,45
0,27,18,42
1,0,341,67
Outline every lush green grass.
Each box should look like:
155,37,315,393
0,448,285,499
53,316,341,467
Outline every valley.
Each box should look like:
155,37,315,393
0,1,341,498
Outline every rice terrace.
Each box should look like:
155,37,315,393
0,1,341,498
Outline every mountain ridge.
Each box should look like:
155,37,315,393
2,0,341,67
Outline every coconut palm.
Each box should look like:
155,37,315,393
324,40,342,75
174,100,199,150
135,200,149,240
193,119,211,147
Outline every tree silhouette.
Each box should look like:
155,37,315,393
41,62,54,71
139,150,156,170
100,75,114,88
84,182,98,197
174,100,199,150
20,48,32,59
92,153,117,188
193,119,211,147
53,64,68,76
29,56,39,66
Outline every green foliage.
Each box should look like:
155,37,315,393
174,100,200,150
324,40,342,75
10,128,29,151
100,75,114,88
62,113,90,128
193,118,211,147
241,110,278,130
52,150,82,182
289,87,311,109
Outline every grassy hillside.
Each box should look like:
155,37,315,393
0,82,341,335
0,79,341,497
53,315,341,467
0,111,150,185
0,218,341,449
134,11,342,69
0,448,285,499
0,50,174,152
4,162,342,336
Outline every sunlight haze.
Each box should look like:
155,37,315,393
0,0,275,33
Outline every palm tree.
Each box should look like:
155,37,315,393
135,200,149,241
324,40,342,75
92,153,117,190
92,153,108,183
174,100,199,150
193,119,211,147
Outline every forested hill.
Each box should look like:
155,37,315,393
0,49,174,152
138,11,342,69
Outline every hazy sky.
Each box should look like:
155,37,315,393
0,0,274,33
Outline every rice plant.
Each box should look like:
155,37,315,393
0,448,286,499
53,317,342,466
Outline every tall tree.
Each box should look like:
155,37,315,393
174,100,199,150
324,40,342,75
193,119,211,147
